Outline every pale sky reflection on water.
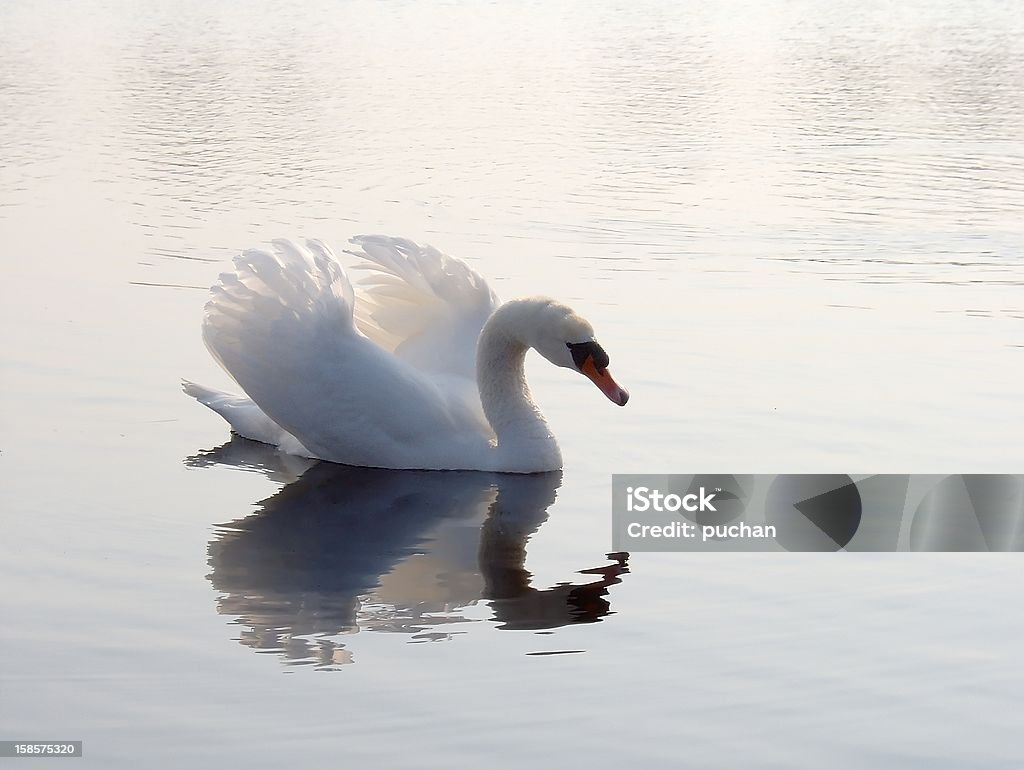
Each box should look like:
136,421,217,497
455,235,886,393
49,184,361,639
1,0,1023,767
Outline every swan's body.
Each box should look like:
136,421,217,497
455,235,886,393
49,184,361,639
185,236,627,473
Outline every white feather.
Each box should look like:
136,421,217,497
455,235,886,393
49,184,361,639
346,235,499,380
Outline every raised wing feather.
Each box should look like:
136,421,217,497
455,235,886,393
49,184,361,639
201,238,492,469
347,235,499,380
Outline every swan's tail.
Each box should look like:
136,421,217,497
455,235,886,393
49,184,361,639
182,379,228,407
181,379,312,456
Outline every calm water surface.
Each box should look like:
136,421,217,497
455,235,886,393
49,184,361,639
1,0,1023,767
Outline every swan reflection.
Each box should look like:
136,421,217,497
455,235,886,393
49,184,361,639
189,438,628,668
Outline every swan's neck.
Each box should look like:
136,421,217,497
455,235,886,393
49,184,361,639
477,301,562,471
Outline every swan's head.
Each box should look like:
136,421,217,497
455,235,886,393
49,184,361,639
529,300,630,407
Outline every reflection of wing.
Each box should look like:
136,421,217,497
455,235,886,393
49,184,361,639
197,440,628,668
347,235,499,380
208,461,496,636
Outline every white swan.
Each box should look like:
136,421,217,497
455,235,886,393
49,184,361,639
184,236,628,473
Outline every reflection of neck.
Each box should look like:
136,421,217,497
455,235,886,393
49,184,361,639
478,473,555,599
477,472,626,628
476,301,561,471
478,511,533,600
478,492,629,629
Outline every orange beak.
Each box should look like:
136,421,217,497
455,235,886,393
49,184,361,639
582,357,629,406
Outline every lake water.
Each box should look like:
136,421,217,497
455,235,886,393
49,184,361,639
1,0,1023,766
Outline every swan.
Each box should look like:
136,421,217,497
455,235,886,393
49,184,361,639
183,236,628,473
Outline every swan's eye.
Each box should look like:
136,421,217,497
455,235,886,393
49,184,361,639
567,340,610,371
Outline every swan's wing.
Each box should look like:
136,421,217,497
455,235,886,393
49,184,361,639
346,235,499,380
202,239,490,468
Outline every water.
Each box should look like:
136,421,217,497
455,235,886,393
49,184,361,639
1,0,1023,766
